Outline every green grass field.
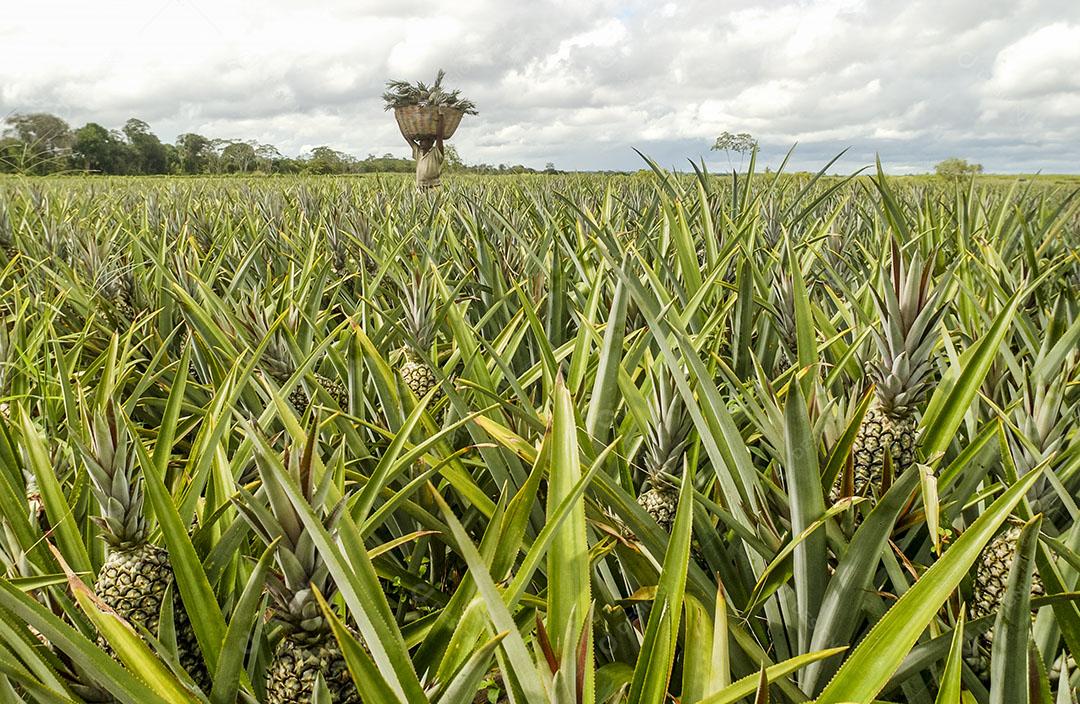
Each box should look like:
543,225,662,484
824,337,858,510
0,166,1078,703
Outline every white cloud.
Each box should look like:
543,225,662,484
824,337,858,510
984,23,1080,98
1,0,1078,172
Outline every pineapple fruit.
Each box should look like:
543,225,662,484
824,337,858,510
263,339,348,412
1,236,16,264
636,366,692,532
400,348,437,399
840,242,945,499
964,524,1071,685
79,403,207,688
0,204,18,267
100,269,138,326
235,429,360,704
963,362,1078,683
397,267,439,400
970,525,1042,626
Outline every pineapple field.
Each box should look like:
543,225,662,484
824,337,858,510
0,162,1078,704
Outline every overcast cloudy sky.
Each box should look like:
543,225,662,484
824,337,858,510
2,0,1078,173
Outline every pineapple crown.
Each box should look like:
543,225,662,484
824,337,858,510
641,364,692,487
1014,295,1080,463
868,240,947,418
326,228,359,275
235,424,344,636
771,269,797,351
78,402,148,548
234,293,298,380
93,260,138,323
761,199,783,246
1008,361,1078,522
398,264,437,353
170,253,202,298
1013,365,1074,464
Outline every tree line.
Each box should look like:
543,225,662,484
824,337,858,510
0,113,552,176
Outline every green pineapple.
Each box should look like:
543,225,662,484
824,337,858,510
237,298,348,411
180,327,199,380
79,403,206,688
636,366,692,532
326,228,360,280
841,242,946,498
963,524,1049,681
317,373,349,411
234,429,360,704
397,268,439,399
966,354,1078,682
0,204,16,263
99,269,138,326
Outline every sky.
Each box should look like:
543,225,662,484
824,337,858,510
2,0,1079,173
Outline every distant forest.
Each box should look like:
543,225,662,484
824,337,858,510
0,113,555,176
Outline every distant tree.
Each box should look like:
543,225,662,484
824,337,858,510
220,140,257,173
306,146,351,174
255,143,282,173
0,136,38,174
0,137,19,173
444,145,464,172
163,143,182,173
123,118,168,174
544,162,557,174
71,123,132,173
0,110,554,177
176,133,213,174
934,157,983,178
711,131,758,171
2,113,72,174
357,152,413,173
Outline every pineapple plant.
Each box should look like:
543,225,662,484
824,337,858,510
234,429,359,704
969,522,1042,624
99,268,138,326
236,297,348,411
326,227,361,280
0,204,16,263
2,158,1079,704
965,352,1079,682
78,402,207,688
770,269,798,371
839,242,946,499
397,267,439,400
636,366,692,532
